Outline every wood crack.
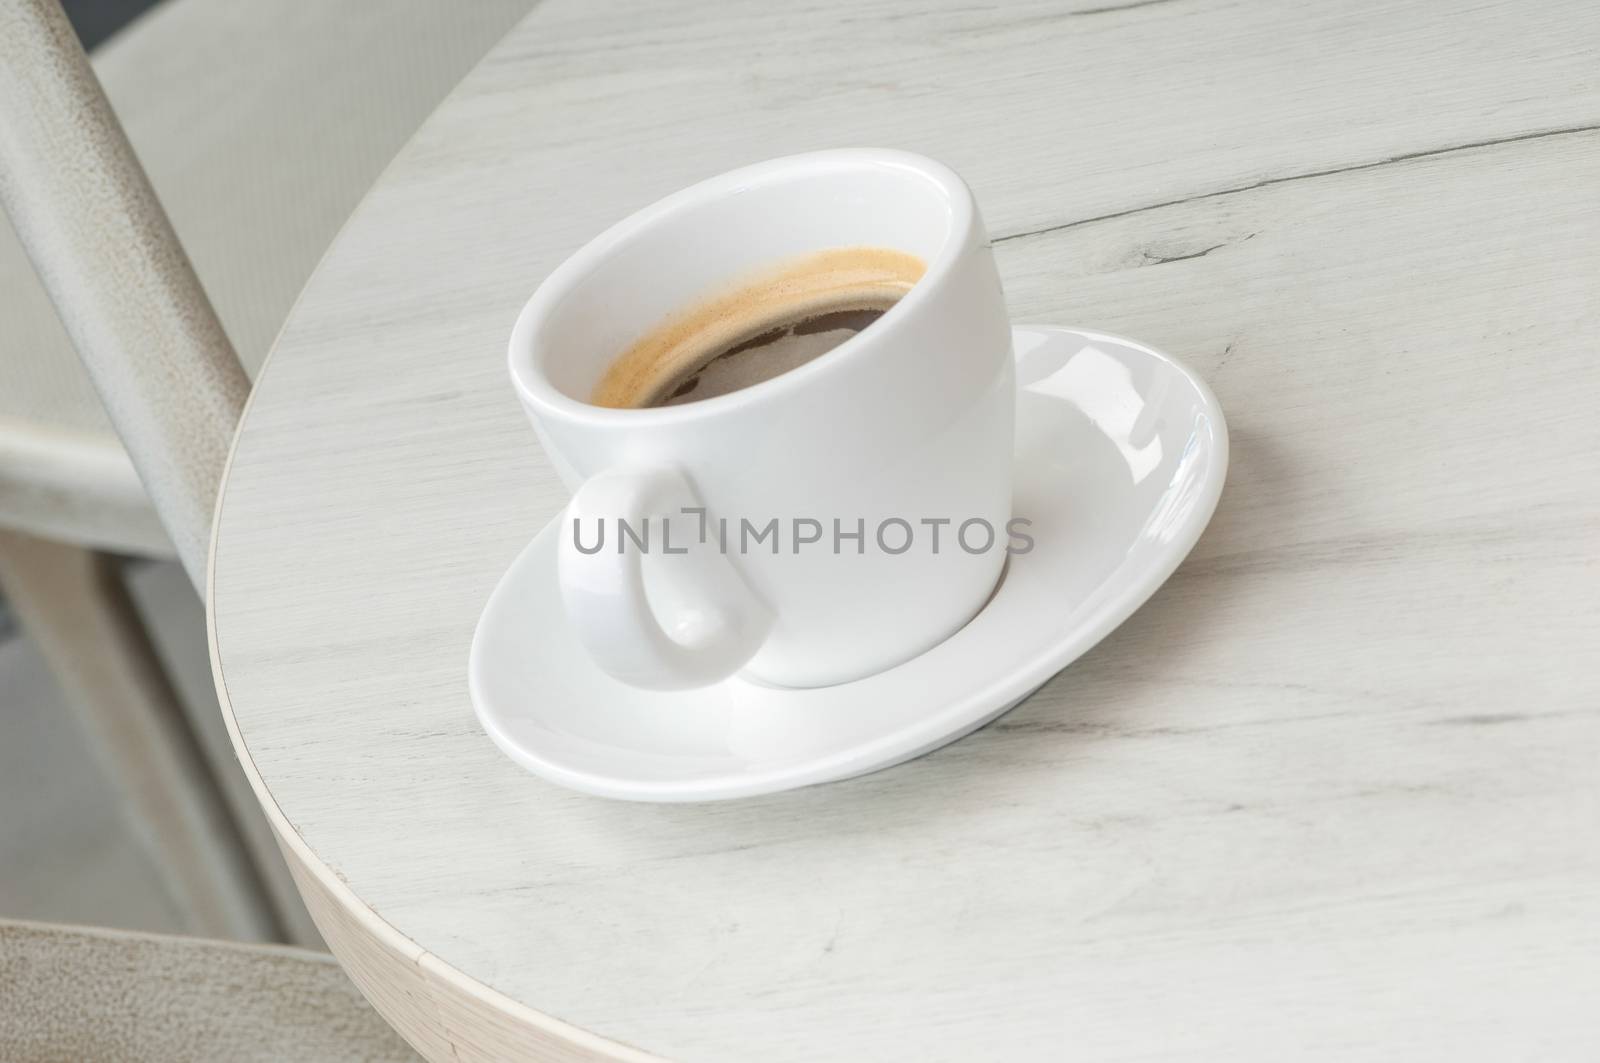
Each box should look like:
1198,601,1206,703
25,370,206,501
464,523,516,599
1141,240,1228,265
1071,0,1186,16
994,121,1600,244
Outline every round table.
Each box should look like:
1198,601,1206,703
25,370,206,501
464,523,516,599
210,1,1600,1059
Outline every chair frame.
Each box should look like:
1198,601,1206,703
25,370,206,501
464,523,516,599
0,0,307,943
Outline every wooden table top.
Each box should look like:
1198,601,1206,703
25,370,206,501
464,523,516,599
210,1,1600,1058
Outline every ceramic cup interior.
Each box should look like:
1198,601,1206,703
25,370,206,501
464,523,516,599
516,155,963,411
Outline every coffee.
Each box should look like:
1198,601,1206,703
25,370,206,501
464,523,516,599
591,247,924,408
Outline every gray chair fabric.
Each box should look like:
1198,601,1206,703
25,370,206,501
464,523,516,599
0,918,422,1062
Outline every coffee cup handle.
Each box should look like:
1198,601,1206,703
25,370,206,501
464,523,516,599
556,466,774,690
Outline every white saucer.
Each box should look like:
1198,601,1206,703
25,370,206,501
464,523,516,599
469,326,1228,801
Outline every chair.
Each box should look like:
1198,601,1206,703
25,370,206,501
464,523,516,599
0,918,422,1062
0,0,534,943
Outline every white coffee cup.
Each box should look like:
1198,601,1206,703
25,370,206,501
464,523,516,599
509,149,1014,690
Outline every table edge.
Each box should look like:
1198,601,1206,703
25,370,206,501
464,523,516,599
206,365,660,1063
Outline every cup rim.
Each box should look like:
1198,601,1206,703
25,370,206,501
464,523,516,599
508,148,978,427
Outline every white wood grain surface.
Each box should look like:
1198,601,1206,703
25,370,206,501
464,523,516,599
210,0,1600,1058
